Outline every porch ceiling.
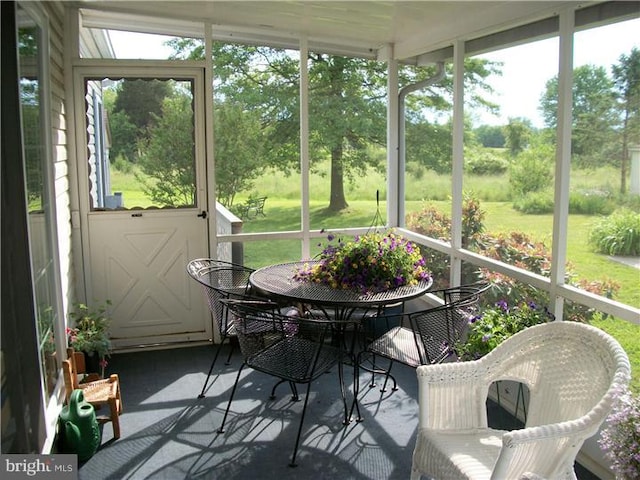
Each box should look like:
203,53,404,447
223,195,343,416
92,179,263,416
75,0,581,61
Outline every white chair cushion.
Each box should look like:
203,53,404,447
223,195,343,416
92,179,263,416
413,428,506,480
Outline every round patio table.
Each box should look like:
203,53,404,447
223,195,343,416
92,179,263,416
249,260,433,320
249,260,433,424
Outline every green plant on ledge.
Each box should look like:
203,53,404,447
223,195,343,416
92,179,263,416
456,300,554,361
67,301,112,373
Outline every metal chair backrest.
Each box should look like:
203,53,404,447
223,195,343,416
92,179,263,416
222,298,341,383
186,258,254,335
409,296,477,364
432,281,491,304
219,298,355,467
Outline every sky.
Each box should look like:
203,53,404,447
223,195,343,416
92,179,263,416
108,31,177,59
475,18,639,127
108,16,639,128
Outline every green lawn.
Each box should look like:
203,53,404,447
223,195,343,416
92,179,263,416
111,165,640,391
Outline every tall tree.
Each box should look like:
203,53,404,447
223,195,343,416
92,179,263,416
405,120,453,174
136,93,195,206
108,110,138,161
108,79,172,165
308,54,387,210
214,103,269,207
113,79,170,131
167,39,497,210
612,47,640,193
503,117,532,156
475,124,505,148
539,65,617,166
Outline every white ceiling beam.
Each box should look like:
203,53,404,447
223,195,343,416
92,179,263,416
79,7,379,59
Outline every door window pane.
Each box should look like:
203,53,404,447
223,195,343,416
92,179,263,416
90,77,196,209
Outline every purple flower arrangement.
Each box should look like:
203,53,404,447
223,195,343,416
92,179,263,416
294,230,430,294
599,386,640,478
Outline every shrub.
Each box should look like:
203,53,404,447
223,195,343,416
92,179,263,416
406,205,453,290
466,150,508,176
513,189,554,214
589,209,640,256
112,154,133,174
407,197,620,321
508,146,553,197
406,204,451,240
619,192,640,211
569,189,615,215
513,188,617,215
482,231,552,275
406,194,486,289
563,278,621,322
461,193,486,246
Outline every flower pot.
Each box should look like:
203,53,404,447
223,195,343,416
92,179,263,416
363,302,404,339
82,351,102,377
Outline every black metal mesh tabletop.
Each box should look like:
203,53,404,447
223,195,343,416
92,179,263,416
250,261,433,309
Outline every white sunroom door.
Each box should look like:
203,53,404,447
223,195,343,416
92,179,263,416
75,68,211,349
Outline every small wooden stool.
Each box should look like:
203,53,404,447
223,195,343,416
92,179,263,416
62,348,123,439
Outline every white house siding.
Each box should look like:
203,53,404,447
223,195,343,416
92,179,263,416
43,1,74,314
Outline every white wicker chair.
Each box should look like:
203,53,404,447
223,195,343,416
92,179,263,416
411,321,630,480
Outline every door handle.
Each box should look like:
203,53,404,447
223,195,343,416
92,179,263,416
197,211,207,219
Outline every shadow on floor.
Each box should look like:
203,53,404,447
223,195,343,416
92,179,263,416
78,344,603,479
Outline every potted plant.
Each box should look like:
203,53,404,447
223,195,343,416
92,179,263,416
67,301,112,377
456,300,554,361
294,229,431,294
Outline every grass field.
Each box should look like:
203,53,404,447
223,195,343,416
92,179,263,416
111,163,640,391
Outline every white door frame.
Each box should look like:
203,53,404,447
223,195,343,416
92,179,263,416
72,63,212,348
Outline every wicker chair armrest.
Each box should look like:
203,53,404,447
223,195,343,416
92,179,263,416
416,359,484,383
416,361,489,430
492,418,600,479
520,473,548,480
506,416,598,444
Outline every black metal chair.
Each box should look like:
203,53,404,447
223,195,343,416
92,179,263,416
353,295,480,421
186,258,255,398
357,282,490,387
218,298,352,467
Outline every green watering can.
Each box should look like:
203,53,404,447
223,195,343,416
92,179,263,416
59,389,101,461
